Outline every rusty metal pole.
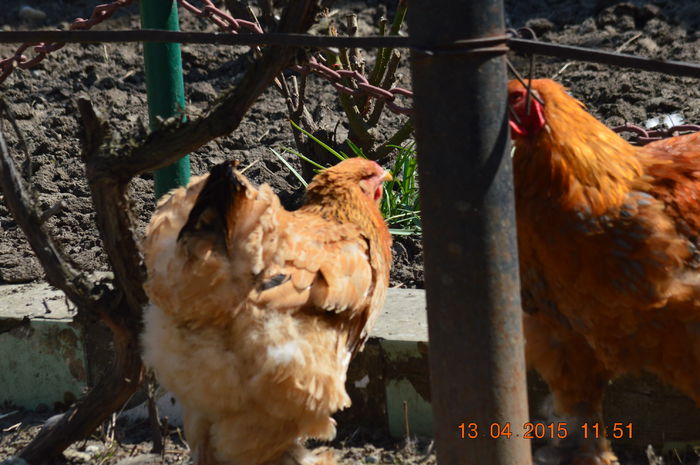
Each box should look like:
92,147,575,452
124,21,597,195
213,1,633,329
407,1,531,465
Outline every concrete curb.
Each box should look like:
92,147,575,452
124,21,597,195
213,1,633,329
0,282,84,410
3,284,700,447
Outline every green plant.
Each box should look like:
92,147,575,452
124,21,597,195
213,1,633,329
276,0,412,176
271,122,421,236
380,142,420,236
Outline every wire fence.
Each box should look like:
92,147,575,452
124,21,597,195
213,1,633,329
1,0,699,140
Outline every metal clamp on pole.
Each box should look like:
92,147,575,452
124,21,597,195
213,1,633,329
411,35,510,57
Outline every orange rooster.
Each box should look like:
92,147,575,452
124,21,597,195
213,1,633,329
141,158,392,465
509,78,700,465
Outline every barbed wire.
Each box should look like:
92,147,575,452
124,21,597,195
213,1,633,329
0,0,415,116
4,27,700,79
0,0,135,82
174,1,413,116
1,2,700,133
178,0,262,34
291,56,412,115
507,37,700,80
612,123,700,145
3,28,700,73
0,30,409,49
0,0,264,85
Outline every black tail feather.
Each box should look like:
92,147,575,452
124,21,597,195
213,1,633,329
177,160,244,250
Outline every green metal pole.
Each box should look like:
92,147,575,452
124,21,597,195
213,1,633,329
140,0,190,199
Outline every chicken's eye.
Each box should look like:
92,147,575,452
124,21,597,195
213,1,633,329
358,179,370,194
509,91,524,104
359,177,383,202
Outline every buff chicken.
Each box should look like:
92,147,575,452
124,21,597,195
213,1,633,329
141,157,392,465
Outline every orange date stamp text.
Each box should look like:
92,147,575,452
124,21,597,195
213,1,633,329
457,422,633,439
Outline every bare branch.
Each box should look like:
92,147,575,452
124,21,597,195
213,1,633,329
0,113,95,311
0,101,145,464
147,372,164,454
38,200,65,224
374,118,414,164
368,16,388,86
368,48,402,127
86,0,321,184
338,91,374,150
11,3,322,464
0,100,32,177
19,301,144,464
79,98,149,314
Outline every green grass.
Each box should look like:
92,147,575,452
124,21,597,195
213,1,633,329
270,122,421,236
380,143,420,235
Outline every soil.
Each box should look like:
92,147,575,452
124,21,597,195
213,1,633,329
1,408,697,465
0,0,425,287
1,0,700,464
0,408,438,465
2,0,700,287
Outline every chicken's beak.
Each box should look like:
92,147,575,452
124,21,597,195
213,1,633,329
380,170,393,182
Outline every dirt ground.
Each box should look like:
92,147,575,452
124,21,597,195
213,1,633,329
2,0,700,464
0,408,438,465
2,1,700,287
1,408,697,465
0,0,425,287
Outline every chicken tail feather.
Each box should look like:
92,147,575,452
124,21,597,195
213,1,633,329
178,160,247,253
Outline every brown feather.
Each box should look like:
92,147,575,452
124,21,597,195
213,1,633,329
510,78,700,464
